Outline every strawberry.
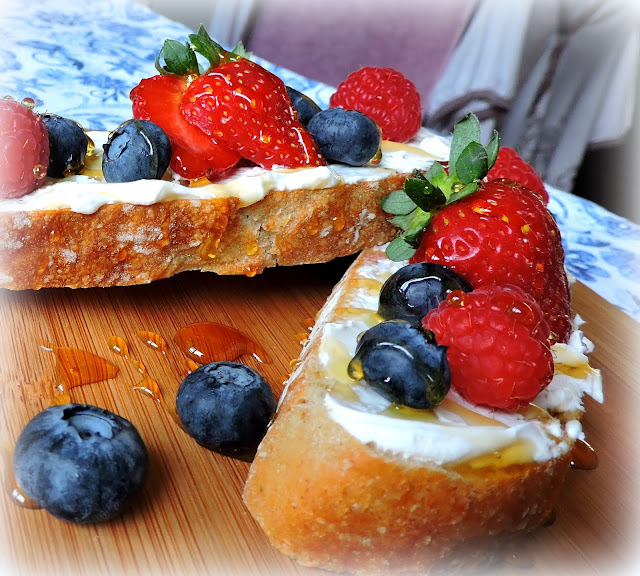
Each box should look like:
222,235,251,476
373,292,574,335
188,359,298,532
423,285,554,412
140,27,325,172
182,59,325,170
381,114,571,343
486,147,549,203
131,74,241,180
0,98,50,199
329,67,422,143
411,180,571,342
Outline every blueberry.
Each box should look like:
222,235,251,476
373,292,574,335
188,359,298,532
379,263,473,326
40,113,88,178
307,108,381,166
175,362,276,458
102,119,171,183
13,403,148,524
348,321,450,409
286,86,321,125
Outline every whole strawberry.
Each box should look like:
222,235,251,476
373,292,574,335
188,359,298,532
0,98,50,199
330,67,422,143
486,147,549,203
381,114,571,343
423,285,554,412
411,180,570,342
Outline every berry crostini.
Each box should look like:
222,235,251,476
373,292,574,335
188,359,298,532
0,28,436,290
243,115,603,574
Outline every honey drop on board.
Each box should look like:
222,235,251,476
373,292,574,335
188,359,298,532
174,322,271,364
40,343,119,393
108,336,129,358
570,438,598,470
136,330,168,354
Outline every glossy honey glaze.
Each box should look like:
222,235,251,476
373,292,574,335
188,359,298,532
324,303,599,471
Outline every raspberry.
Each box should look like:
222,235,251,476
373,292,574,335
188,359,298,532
486,147,549,203
0,98,50,199
329,67,422,143
423,285,554,412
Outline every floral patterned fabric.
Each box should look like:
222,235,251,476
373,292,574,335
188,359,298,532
1,0,638,320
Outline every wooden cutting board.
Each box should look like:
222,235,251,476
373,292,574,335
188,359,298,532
1,259,638,576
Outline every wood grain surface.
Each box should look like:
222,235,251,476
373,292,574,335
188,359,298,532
1,258,638,576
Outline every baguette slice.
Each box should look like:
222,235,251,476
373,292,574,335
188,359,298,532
0,130,446,290
243,245,603,575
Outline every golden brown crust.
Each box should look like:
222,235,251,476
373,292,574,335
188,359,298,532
242,248,576,575
0,174,403,290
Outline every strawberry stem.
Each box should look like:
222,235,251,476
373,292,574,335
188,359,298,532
154,26,253,77
382,113,500,261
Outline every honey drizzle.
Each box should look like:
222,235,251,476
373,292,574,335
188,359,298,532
570,438,598,470
135,330,168,354
108,335,183,429
108,335,129,358
174,322,271,364
198,234,221,261
40,342,119,401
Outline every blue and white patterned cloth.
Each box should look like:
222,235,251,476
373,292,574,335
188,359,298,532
1,0,638,321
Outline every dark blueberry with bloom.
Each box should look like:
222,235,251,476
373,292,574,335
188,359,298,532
13,403,148,524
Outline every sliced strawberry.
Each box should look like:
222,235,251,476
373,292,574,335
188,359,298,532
181,59,326,170
130,74,240,179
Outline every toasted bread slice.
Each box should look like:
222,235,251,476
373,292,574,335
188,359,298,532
0,130,445,290
243,245,603,575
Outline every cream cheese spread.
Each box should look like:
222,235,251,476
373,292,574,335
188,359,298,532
312,245,604,466
0,128,450,215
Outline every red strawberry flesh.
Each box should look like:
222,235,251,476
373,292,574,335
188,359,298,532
181,60,325,170
486,147,549,203
131,74,241,180
411,180,571,343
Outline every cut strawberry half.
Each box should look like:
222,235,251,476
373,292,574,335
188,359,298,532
130,74,241,180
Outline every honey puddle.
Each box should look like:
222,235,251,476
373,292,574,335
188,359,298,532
40,343,119,405
174,322,271,364
570,438,598,470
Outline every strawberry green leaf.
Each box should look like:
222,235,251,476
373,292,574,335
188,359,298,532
155,40,199,76
189,26,223,69
426,161,446,183
403,208,432,244
390,212,413,228
229,41,253,60
380,190,417,215
404,177,447,212
386,237,417,261
449,113,482,170
486,129,500,169
455,141,488,185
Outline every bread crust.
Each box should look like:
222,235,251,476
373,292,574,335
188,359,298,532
243,247,577,575
0,175,403,290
